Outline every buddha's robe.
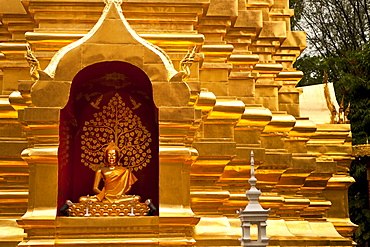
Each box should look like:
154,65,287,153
96,166,137,203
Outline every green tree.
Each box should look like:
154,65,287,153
343,43,370,247
290,1,370,245
292,0,370,144
294,55,326,86
336,43,370,145
349,156,370,247
293,0,369,56
289,0,304,30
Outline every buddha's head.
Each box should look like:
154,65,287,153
104,142,121,166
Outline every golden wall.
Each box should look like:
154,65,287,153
0,0,356,246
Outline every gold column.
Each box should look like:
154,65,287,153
17,107,60,246
218,105,272,217
307,124,356,236
257,111,295,218
0,43,30,95
279,117,317,219
156,104,202,245
276,32,305,117
191,94,245,244
0,41,30,246
0,96,28,247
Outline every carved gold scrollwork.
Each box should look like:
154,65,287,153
324,83,350,124
180,46,196,82
25,44,41,82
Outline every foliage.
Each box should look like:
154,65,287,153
293,0,369,89
289,0,305,30
335,43,370,145
294,0,370,57
292,0,370,145
296,44,370,145
349,158,370,247
295,55,326,86
290,0,370,245
342,43,370,246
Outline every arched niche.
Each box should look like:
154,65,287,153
58,61,159,212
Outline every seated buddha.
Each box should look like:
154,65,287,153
79,142,140,203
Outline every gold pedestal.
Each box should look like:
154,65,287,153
68,202,150,217
56,217,159,246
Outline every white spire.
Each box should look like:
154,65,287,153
238,151,270,247
244,151,263,211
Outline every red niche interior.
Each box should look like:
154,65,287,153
58,61,159,214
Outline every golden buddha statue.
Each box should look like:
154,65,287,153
79,142,140,203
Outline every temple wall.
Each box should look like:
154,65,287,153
0,0,356,246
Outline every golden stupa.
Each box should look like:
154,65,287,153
0,0,356,246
